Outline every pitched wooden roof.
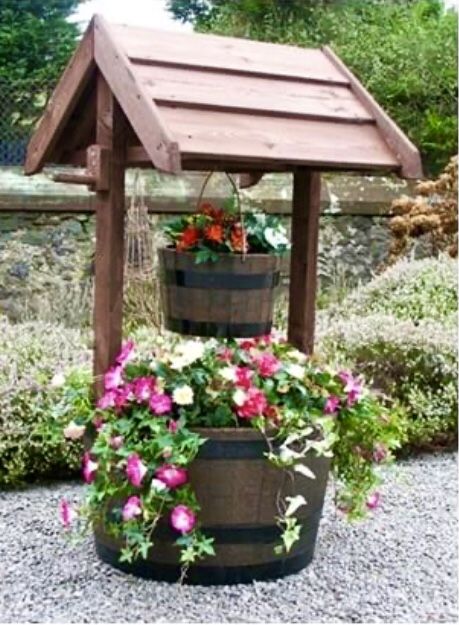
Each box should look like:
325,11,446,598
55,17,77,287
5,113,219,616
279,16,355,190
25,15,422,178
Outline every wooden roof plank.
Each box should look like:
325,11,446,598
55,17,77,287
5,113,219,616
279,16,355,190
112,24,349,85
322,46,423,179
93,15,181,174
157,106,400,170
137,65,373,123
24,21,96,175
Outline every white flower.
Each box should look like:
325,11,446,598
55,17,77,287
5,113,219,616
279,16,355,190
170,340,205,369
233,389,247,407
151,478,168,492
288,349,307,363
63,421,86,440
50,372,65,388
264,226,290,249
285,363,305,380
220,366,237,382
173,385,194,406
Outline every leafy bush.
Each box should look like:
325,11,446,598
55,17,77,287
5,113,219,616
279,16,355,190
333,256,457,323
0,316,91,487
318,314,457,450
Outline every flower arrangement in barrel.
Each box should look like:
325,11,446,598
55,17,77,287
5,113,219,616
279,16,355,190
163,198,290,263
59,334,405,569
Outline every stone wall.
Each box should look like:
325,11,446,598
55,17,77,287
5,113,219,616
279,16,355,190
0,168,414,324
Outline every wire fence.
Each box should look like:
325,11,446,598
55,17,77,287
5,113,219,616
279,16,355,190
0,78,56,165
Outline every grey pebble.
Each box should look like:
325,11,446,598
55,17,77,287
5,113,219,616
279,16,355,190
0,453,457,623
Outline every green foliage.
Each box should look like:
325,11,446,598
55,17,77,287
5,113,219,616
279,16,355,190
168,0,458,174
0,0,83,143
319,257,458,455
0,0,82,84
335,256,458,323
0,316,91,487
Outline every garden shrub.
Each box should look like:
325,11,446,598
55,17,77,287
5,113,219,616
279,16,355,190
0,316,91,487
331,256,457,323
318,314,457,450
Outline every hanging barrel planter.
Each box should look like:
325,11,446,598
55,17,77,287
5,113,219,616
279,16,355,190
159,248,281,338
159,172,289,338
94,428,330,585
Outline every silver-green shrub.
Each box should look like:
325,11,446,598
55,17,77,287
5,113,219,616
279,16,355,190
318,314,457,449
0,317,91,486
332,256,457,323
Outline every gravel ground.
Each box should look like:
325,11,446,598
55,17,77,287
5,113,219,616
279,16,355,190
0,453,457,624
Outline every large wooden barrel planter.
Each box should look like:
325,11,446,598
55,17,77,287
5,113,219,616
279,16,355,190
159,248,281,338
94,428,330,585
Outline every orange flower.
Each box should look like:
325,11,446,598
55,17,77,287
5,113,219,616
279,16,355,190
204,223,224,244
177,226,200,251
230,224,248,253
200,202,224,222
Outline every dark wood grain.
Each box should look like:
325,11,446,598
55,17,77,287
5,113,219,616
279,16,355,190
93,74,126,396
288,169,321,354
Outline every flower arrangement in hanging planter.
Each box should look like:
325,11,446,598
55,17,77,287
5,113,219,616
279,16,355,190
163,172,290,264
163,201,290,263
159,173,290,339
60,335,404,581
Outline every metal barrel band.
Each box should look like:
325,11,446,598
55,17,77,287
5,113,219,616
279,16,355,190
163,269,280,290
95,538,316,585
166,318,272,338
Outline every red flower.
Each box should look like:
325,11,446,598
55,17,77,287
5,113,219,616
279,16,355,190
237,387,268,419
235,366,254,390
204,223,224,244
264,404,282,424
177,226,200,251
230,224,248,253
200,202,224,222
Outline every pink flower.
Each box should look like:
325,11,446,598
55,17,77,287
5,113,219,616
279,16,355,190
82,452,98,483
168,420,179,434
155,464,188,489
339,371,363,407
97,390,117,410
150,392,172,415
133,377,156,403
237,387,268,419
170,505,196,534
217,347,234,363
104,366,123,390
239,339,256,350
373,443,388,463
122,495,142,522
116,340,135,368
59,498,77,529
114,383,134,410
235,367,254,390
110,435,124,449
253,353,281,377
126,453,148,487
366,492,380,510
324,395,341,415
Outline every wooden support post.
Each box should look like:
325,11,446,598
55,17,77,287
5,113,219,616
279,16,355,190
93,74,126,395
287,169,321,354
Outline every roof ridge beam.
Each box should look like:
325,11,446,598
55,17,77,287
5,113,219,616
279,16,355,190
93,15,181,174
322,46,423,179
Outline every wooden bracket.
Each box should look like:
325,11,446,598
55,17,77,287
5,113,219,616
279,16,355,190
52,144,111,190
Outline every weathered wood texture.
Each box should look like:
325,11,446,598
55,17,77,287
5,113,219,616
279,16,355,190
322,46,423,179
24,21,95,175
24,16,422,178
93,15,180,174
288,170,321,354
159,249,281,338
94,428,330,584
93,75,126,395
